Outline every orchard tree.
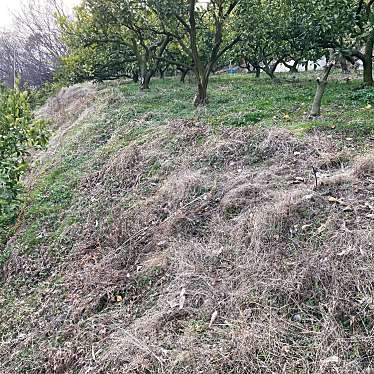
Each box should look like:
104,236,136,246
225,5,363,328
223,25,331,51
347,0,374,85
163,42,194,83
152,0,240,106
235,0,288,80
237,0,360,80
294,0,373,86
60,43,140,84
59,12,139,85
60,0,171,90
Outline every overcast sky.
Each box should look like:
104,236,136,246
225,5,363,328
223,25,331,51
0,0,80,29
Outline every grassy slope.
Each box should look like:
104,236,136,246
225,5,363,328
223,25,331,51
0,72,374,373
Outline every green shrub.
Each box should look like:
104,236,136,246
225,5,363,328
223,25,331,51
0,85,49,231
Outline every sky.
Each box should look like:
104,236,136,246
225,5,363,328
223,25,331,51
0,0,80,29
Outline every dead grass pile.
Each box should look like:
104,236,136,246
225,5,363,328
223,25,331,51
1,100,374,373
198,127,262,170
258,127,305,160
38,83,97,128
354,153,374,177
317,150,352,170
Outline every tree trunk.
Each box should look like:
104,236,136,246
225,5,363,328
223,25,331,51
284,60,299,73
340,57,350,74
140,71,152,90
363,31,374,86
194,76,209,106
304,61,309,71
249,61,261,77
262,66,275,80
180,69,188,83
132,71,139,83
309,64,334,117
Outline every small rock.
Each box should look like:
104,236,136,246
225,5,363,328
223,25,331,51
292,314,302,322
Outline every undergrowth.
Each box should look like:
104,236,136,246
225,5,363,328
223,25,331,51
0,72,374,373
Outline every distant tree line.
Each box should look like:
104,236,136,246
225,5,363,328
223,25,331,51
0,0,67,88
58,0,374,107
0,0,373,110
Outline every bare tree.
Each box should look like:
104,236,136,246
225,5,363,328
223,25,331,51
0,0,68,88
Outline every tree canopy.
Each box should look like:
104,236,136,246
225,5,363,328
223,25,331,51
0,0,372,103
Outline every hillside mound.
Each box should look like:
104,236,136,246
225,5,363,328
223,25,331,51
1,80,374,374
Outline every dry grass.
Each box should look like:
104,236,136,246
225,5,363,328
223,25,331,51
319,171,356,187
354,153,374,177
317,150,351,170
1,85,374,374
38,82,97,128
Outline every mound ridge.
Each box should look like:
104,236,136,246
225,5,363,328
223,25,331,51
1,81,374,373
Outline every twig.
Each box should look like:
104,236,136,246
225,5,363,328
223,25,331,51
312,166,318,189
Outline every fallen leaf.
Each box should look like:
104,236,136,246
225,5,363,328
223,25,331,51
321,355,340,365
327,196,348,206
317,224,327,234
290,177,305,185
281,345,290,353
343,206,353,212
303,194,314,201
337,248,353,256
209,310,218,328
179,288,186,309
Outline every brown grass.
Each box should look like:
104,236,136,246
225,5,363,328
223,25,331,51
1,88,374,374
354,153,374,177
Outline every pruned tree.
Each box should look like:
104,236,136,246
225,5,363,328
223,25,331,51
234,0,288,80
152,0,240,105
60,0,171,90
236,0,360,81
347,0,374,85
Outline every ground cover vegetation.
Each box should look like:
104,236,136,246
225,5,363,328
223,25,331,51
0,0,374,373
0,72,373,373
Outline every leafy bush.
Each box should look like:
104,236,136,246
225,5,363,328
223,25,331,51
0,85,49,229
